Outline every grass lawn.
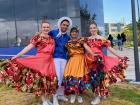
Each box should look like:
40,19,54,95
127,46,140,49
0,82,140,105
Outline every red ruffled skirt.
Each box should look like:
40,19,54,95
85,55,129,96
0,53,58,96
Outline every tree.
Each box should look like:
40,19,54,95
80,4,96,35
137,18,140,45
123,18,140,46
80,4,91,20
123,24,133,42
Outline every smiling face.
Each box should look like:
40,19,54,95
41,22,50,34
60,20,70,32
89,23,98,36
70,29,79,39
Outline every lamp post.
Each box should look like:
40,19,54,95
35,0,39,32
131,0,140,81
13,0,18,45
6,29,9,47
137,0,140,19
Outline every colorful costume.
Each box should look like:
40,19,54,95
0,34,58,96
62,38,88,95
85,38,128,96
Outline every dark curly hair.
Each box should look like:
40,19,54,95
70,27,79,33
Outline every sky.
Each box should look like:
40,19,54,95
103,0,139,24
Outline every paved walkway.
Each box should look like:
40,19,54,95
108,47,140,81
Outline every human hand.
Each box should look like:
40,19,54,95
11,56,17,60
117,55,123,59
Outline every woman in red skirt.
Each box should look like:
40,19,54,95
85,22,128,105
0,20,58,105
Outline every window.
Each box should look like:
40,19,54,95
0,21,16,47
16,20,38,46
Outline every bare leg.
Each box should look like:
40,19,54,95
77,95,83,103
53,94,59,105
91,95,101,105
42,94,53,105
42,94,48,105
70,95,76,103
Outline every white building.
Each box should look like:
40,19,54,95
105,22,125,36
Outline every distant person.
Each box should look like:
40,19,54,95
117,34,123,51
121,32,126,45
108,34,114,47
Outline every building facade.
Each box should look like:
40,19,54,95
105,22,125,36
0,0,104,47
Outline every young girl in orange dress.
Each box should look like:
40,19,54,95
0,21,58,105
62,27,96,104
85,22,128,105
